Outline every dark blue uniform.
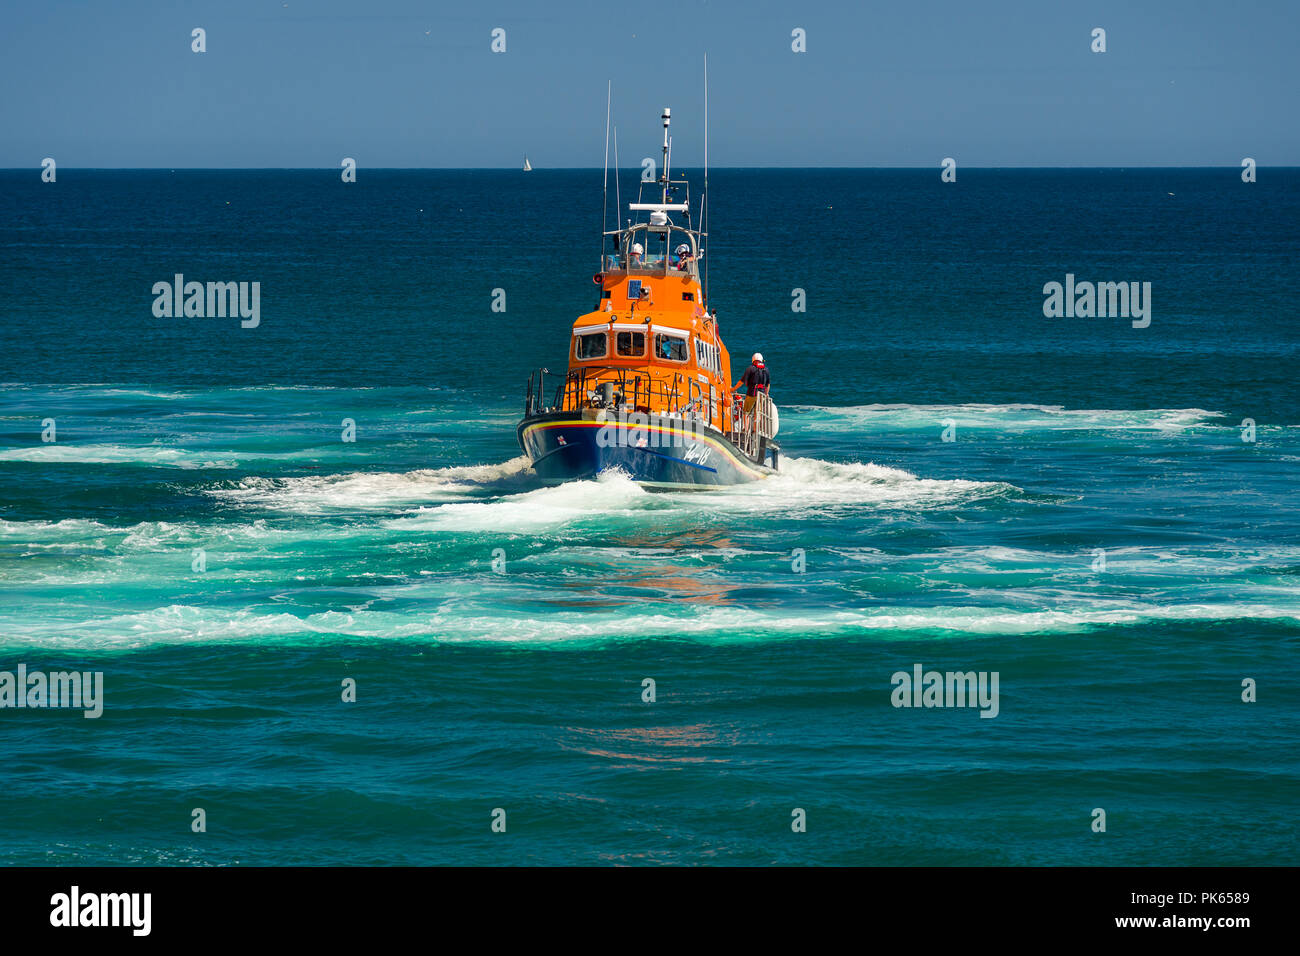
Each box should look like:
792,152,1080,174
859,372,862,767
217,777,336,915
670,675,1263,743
740,363,770,395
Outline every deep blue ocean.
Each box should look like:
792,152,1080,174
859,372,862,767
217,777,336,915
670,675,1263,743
1,168,1297,865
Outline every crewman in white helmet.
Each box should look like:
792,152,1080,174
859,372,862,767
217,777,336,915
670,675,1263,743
734,352,770,417
629,242,644,266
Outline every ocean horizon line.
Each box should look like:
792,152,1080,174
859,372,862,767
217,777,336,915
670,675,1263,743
4,164,1296,172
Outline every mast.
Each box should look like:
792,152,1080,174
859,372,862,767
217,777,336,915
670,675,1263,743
601,81,611,268
661,108,671,206
703,56,709,307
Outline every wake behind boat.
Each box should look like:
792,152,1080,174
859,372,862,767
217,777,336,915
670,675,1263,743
518,107,780,489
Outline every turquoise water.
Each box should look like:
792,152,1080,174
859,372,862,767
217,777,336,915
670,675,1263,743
1,169,1297,864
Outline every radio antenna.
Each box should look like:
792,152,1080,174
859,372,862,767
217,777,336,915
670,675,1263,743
661,108,671,206
601,80,611,267
703,54,709,307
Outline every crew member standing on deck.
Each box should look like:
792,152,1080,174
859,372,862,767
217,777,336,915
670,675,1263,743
734,353,770,416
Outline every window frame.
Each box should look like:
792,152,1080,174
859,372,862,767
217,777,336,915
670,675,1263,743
574,330,609,360
615,329,646,358
653,331,690,363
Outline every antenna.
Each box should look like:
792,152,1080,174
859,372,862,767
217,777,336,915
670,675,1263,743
665,135,672,198
613,126,621,241
703,55,709,307
661,107,671,206
602,81,611,268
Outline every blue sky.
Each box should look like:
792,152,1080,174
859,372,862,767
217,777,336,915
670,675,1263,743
2,0,1296,167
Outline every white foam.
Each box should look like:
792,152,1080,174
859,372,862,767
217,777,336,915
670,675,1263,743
371,455,1014,533
690,456,1017,512
388,468,652,532
786,403,1222,433
830,544,1300,574
206,457,536,513
4,598,1298,651
0,443,313,469
0,516,299,551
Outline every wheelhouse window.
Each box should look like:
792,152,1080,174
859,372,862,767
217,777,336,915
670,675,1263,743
616,330,645,357
654,332,688,362
575,331,607,359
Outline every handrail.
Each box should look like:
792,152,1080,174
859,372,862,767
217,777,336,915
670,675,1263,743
529,365,719,429
524,364,775,465
729,391,777,463
604,221,702,278
753,391,778,439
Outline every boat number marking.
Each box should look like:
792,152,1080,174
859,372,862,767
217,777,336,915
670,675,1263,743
684,444,711,466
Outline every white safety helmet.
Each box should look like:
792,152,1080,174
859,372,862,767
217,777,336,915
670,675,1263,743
676,244,689,254
631,242,644,254
752,352,764,363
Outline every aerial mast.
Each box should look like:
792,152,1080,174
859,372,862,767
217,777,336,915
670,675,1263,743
703,56,709,307
601,81,611,268
661,108,671,206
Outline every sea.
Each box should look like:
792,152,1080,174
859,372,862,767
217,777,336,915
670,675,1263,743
0,168,1296,865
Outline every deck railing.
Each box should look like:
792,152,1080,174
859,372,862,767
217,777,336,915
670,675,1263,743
527,366,718,429
525,367,776,466
730,391,777,463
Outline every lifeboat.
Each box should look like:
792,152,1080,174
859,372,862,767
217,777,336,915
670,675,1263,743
518,107,780,489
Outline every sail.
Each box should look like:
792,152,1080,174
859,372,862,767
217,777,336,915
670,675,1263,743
522,156,532,171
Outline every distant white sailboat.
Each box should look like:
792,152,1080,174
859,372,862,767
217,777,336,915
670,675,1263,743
522,155,532,171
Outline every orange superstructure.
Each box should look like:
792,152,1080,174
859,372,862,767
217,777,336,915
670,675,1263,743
563,232,734,436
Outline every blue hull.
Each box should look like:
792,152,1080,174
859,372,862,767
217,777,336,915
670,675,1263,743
517,411,774,488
